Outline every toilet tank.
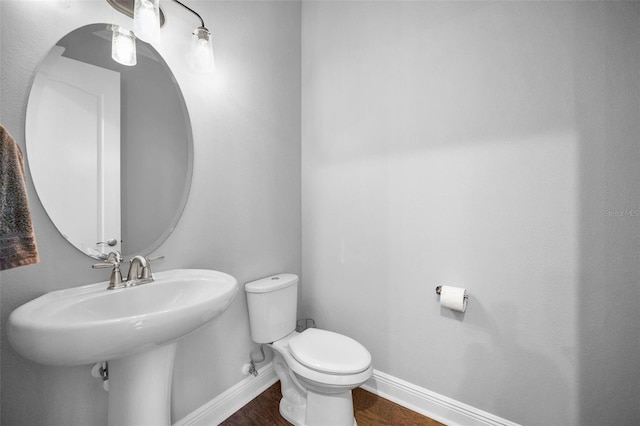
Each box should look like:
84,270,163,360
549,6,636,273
245,274,298,344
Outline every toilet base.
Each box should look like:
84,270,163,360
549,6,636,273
306,388,357,426
278,384,357,426
279,397,306,425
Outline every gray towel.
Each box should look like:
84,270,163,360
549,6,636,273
0,124,39,270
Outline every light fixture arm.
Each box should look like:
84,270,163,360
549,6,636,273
170,0,215,73
170,0,206,29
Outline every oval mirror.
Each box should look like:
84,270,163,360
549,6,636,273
26,23,193,260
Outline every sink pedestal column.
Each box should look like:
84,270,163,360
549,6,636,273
107,342,177,426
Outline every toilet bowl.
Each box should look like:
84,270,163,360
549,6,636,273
245,274,372,426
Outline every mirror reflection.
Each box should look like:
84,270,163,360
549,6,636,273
26,24,193,259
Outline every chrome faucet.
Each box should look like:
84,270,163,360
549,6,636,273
127,255,153,286
93,251,164,290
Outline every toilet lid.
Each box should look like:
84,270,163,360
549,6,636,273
288,328,371,375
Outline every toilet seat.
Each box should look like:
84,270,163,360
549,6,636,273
272,330,372,388
288,328,371,375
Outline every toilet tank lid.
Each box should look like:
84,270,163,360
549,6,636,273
245,274,298,293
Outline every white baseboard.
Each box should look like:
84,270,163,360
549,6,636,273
361,369,520,426
173,363,278,426
174,364,519,426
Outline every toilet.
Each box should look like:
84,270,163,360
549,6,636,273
245,274,372,426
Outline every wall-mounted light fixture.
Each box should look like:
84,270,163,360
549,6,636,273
190,27,215,73
175,0,216,73
106,0,215,73
106,0,166,26
133,0,161,44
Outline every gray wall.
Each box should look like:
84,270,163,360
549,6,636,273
0,1,300,424
301,1,639,425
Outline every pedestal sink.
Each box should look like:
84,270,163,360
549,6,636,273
7,269,238,426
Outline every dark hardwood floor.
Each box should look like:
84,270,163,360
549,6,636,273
220,381,445,425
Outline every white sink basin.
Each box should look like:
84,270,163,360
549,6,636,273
8,269,238,366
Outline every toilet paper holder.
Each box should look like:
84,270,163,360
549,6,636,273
435,285,468,300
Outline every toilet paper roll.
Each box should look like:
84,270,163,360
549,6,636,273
439,285,468,313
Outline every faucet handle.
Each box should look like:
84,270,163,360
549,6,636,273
91,262,116,269
92,251,122,268
92,251,125,289
141,255,164,280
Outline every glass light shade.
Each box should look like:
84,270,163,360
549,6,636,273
111,25,137,66
190,27,215,73
133,0,161,44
